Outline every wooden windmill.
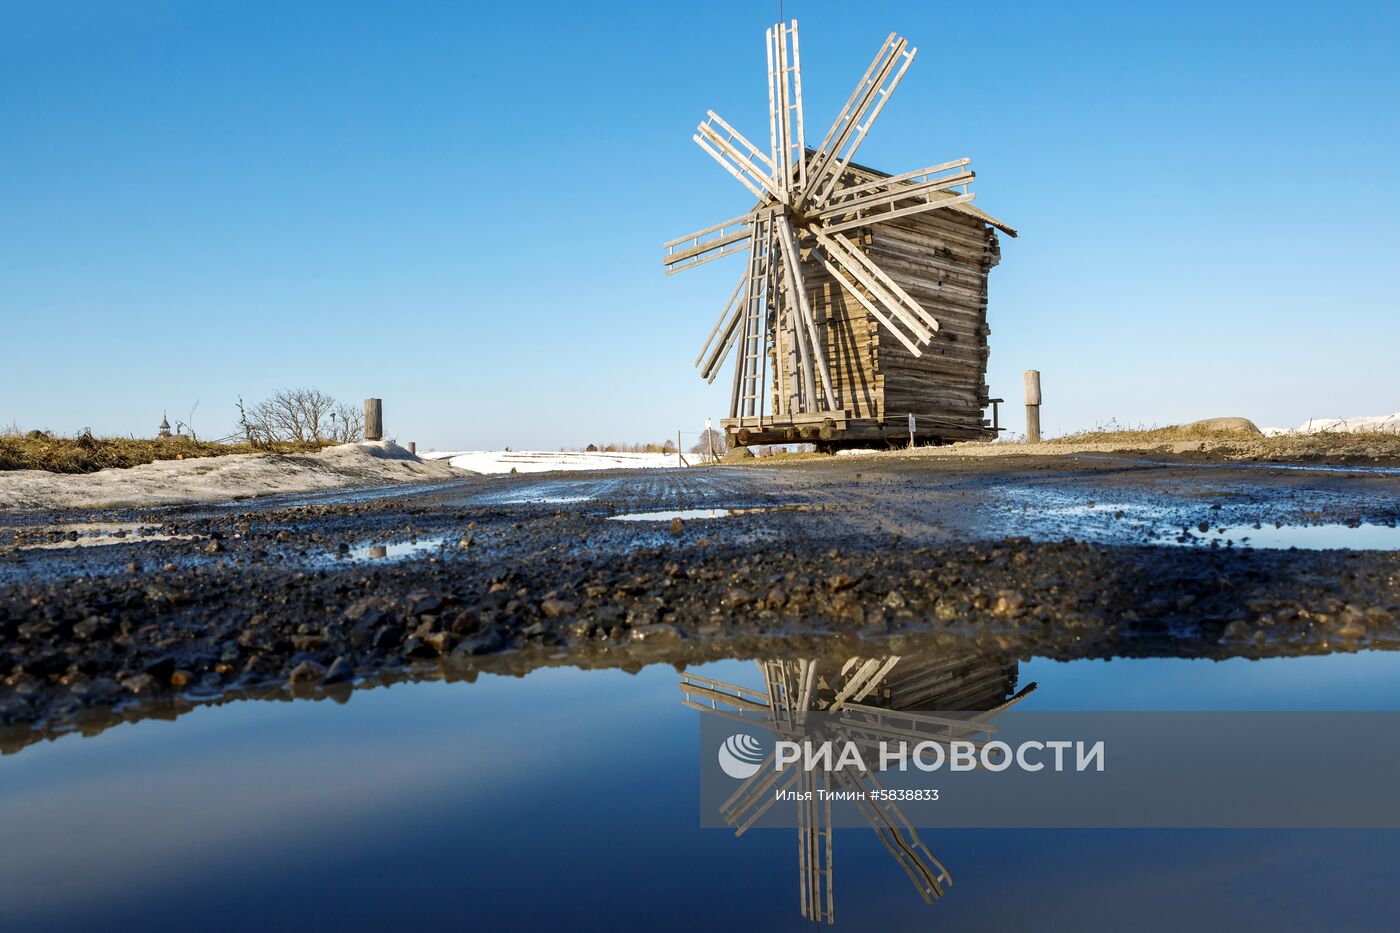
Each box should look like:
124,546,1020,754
680,653,1036,923
663,20,1017,450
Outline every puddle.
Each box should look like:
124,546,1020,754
341,535,451,561
608,504,827,522
501,495,594,505
609,509,733,522
16,523,195,550
7,644,1400,929
1178,522,1400,550
993,485,1400,550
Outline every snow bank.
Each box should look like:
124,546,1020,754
1263,413,1400,436
0,441,469,512
421,449,679,475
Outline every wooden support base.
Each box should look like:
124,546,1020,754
723,413,994,448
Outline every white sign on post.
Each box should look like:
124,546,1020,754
907,413,916,448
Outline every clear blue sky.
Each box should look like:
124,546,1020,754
3,1,1397,447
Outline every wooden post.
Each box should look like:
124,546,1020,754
364,398,383,441
407,441,416,455
1023,371,1041,444
677,430,683,467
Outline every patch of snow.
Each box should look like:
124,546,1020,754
0,441,469,512
420,450,679,475
1262,413,1400,436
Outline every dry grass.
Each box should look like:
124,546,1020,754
1054,427,1400,452
0,432,332,475
1056,426,1262,443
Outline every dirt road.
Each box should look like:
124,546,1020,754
3,452,1398,748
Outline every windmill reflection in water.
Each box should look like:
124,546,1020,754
680,653,1037,923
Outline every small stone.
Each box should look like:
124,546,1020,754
540,598,578,618
423,631,456,653
204,539,224,554
120,673,160,695
402,637,440,659
882,590,907,610
72,616,109,640
170,669,194,688
322,656,354,685
828,573,858,592
142,656,176,682
993,591,1026,617
669,517,684,535
453,629,505,656
631,623,681,643
288,660,327,685
1220,620,1252,642
404,591,442,616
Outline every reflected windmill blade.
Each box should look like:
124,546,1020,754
728,764,802,835
800,31,897,208
814,227,940,334
663,211,757,275
697,270,748,377
797,769,836,923
827,656,901,711
831,767,951,903
810,41,916,205
775,215,837,410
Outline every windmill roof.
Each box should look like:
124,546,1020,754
840,157,1019,238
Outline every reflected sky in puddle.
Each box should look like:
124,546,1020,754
16,523,194,550
342,535,450,561
610,508,733,522
500,495,594,505
993,485,1400,551
1180,522,1400,551
4,647,1400,930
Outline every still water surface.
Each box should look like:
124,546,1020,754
3,650,1399,931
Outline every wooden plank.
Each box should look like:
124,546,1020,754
822,191,977,235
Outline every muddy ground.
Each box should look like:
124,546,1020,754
2,451,1398,752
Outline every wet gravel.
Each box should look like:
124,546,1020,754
2,453,1399,751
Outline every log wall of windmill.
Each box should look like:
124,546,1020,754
782,207,999,440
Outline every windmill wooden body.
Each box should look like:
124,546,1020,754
664,21,1016,450
680,652,1036,923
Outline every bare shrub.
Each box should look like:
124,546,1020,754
242,388,361,443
